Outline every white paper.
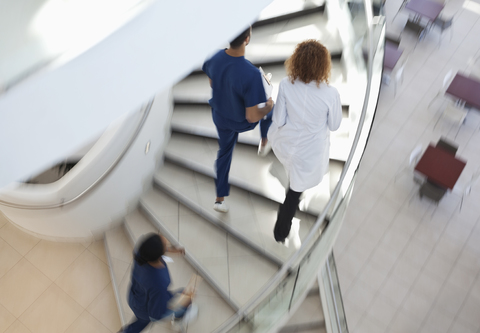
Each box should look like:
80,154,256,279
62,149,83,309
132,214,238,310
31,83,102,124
259,67,273,99
162,255,174,263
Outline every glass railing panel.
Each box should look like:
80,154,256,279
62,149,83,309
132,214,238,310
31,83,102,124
321,251,350,333
215,0,385,331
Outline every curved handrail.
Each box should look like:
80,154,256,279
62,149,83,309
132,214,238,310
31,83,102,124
213,9,380,333
213,82,371,332
0,98,154,210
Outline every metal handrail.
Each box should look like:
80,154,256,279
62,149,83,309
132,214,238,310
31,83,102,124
213,12,380,333
0,98,154,210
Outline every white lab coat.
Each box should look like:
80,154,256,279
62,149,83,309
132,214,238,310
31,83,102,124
268,77,342,192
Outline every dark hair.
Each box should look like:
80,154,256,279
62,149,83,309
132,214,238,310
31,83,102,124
134,233,165,265
285,40,331,86
229,27,251,49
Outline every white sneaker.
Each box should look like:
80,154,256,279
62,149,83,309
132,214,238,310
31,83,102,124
171,304,199,331
182,304,198,324
258,140,271,157
213,201,229,213
289,218,302,250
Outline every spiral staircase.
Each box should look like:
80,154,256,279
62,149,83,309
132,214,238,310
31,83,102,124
105,3,353,332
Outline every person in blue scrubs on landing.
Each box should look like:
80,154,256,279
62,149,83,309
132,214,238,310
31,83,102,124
202,26,274,213
120,233,195,333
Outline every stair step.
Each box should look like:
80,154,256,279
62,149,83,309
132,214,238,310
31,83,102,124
280,291,325,333
174,61,346,105
105,225,135,326
106,211,237,332
254,2,325,27
170,104,351,162
139,187,280,308
164,132,344,215
202,10,342,70
152,161,322,265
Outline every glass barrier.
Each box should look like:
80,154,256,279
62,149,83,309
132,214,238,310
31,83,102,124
212,0,386,331
321,252,349,333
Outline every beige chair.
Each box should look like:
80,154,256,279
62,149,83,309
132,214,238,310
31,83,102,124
456,169,480,212
394,58,408,97
395,145,424,183
434,101,468,138
428,70,454,109
393,0,409,20
432,13,456,45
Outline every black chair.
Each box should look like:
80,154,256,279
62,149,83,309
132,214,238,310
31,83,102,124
393,0,409,21
419,180,447,204
436,138,458,155
386,34,401,47
432,14,455,45
402,19,427,49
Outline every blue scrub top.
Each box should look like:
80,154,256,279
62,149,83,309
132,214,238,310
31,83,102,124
128,258,173,320
202,49,266,127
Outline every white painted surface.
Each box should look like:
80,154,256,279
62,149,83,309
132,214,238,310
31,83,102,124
0,0,273,189
0,89,171,241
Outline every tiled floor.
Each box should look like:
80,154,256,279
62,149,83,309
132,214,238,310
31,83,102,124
335,0,480,332
0,212,121,333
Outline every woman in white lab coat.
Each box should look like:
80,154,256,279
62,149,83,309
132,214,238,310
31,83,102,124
268,40,342,243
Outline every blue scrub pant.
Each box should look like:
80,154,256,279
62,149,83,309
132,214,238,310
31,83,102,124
213,110,273,198
123,290,189,333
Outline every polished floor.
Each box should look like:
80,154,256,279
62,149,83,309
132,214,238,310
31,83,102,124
2,0,480,332
335,0,480,332
0,212,121,333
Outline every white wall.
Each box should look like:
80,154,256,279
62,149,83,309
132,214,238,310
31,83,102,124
0,0,273,189
0,89,172,241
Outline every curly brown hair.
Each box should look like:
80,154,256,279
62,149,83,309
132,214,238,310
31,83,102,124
285,40,331,86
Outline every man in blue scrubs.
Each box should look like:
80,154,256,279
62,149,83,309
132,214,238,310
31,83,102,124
202,27,274,213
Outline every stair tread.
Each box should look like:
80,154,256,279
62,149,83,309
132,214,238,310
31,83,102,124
217,11,342,67
152,161,322,264
164,132,344,215
140,187,280,307
171,105,352,161
173,61,347,104
107,213,237,332
284,291,325,327
257,0,324,22
105,226,135,326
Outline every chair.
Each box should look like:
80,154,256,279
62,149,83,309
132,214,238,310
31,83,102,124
394,58,408,97
433,101,468,138
402,19,427,49
395,145,423,183
432,14,455,45
419,180,447,204
393,0,409,21
428,69,454,109
436,137,458,155
458,169,480,211
467,56,480,80
386,34,401,47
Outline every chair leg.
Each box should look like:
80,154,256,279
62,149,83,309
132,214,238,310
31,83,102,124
454,122,463,138
433,114,443,129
